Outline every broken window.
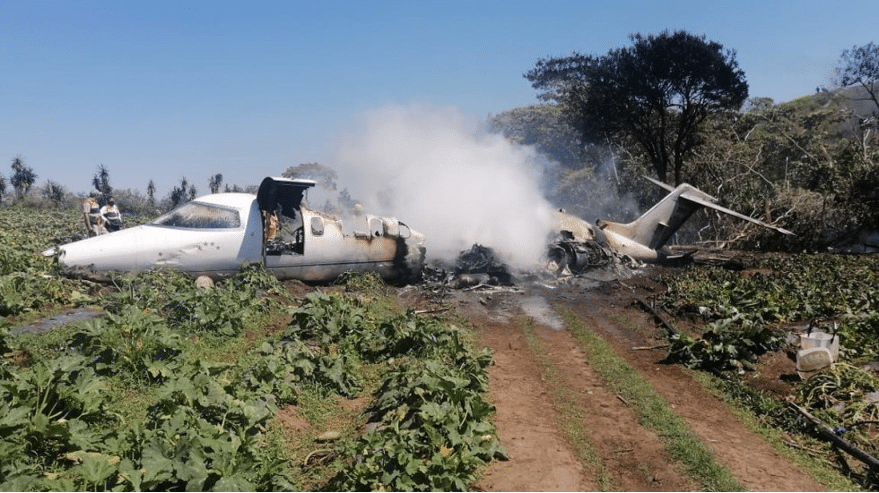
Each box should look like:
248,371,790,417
310,216,324,236
369,218,383,237
150,202,241,229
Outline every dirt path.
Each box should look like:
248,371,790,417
440,271,826,491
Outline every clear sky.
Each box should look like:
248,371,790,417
2,0,877,199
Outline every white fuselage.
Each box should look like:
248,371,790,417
48,192,425,282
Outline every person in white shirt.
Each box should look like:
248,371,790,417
100,196,123,232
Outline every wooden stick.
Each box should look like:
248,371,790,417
632,344,670,351
414,307,452,315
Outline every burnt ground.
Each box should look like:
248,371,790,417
399,263,828,492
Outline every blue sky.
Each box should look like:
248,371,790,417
2,0,877,199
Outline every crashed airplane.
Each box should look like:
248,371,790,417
48,175,790,285
46,177,426,283
549,177,793,272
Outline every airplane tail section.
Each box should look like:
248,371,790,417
597,177,792,252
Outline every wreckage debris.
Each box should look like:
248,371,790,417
455,244,513,286
421,240,644,292
547,232,645,282
548,231,615,273
421,244,513,290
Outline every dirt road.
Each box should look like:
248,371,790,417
435,268,826,491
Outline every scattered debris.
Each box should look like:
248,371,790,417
455,244,513,285
787,399,879,473
632,344,671,351
422,241,643,293
635,298,677,336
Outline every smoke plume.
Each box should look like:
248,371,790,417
328,104,556,270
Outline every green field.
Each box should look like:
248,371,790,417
0,204,503,491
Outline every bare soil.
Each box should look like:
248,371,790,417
411,265,828,491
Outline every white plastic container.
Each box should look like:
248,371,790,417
796,347,834,379
800,331,839,362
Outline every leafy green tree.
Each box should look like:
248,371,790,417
0,174,6,203
10,155,37,199
836,41,879,114
525,29,749,185
208,173,223,194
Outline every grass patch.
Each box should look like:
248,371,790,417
556,306,744,492
518,316,613,490
185,311,291,365
282,387,371,491
105,383,155,426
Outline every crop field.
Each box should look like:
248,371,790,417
0,204,504,491
658,252,879,487
3,203,879,491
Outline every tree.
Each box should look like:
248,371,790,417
208,173,223,194
836,41,879,115
488,104,583,168
147,179,156,207
10,155,37,198
43,180,67,205
525,29,749,185
0,174,6,203
169,177,189,208
91,164,112,197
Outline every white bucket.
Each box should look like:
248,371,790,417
800,331,839,361
796,347,834,379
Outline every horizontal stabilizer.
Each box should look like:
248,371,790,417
679,192,794,236
644,176,793,236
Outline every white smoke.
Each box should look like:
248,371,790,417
328,104,556,270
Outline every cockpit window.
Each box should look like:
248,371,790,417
150,202,241,229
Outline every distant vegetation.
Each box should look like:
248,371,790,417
493,34,879,252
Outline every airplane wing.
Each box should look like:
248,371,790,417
644,175,794,236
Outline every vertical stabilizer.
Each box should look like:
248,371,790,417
597,183,717,250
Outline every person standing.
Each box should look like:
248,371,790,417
100,196,123,232
82,190,105,236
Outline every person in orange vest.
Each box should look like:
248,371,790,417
82,190,105,237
